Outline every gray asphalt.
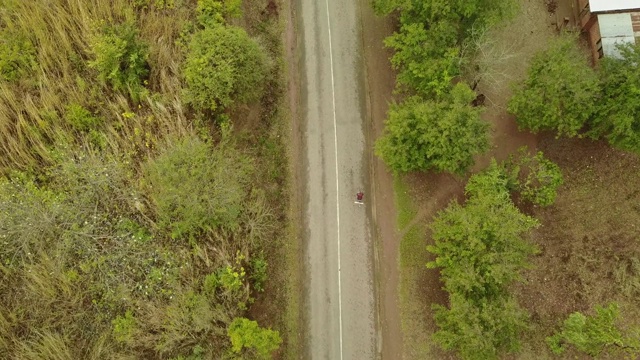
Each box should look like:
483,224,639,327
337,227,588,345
299,0,377,358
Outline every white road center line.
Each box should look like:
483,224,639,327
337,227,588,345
323,0,344,359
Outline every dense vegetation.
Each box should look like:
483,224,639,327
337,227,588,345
374,0,640,358
510,39,640,154
0,0,286,359
427,153,562,359
373,0,517,174
375,84,488,174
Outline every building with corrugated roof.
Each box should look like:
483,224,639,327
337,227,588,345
578,0,640,62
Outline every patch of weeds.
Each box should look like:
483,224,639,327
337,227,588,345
64,103,102,131
250,254,268,293
112,310,138,344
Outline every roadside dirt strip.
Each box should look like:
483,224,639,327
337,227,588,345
298,0,378,358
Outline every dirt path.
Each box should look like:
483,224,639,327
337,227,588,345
358,3,402,359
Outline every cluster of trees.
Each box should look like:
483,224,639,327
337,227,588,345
374,0,517,174
509,35,640,154
0,0,281,359
427,152,563,359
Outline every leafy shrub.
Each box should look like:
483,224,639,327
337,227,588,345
250,255,268,292
0,29,37,82
143,136,250,240
64,104,102,131
592,43,640,153
112,310,138,344
88,22,149,100
504,148,563,206
375,83,489,174
227,317,282,359
196,0,242,26
546,303,639,356
508,34,599,137
184,25,266,112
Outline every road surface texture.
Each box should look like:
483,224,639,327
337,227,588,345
298,0,377,358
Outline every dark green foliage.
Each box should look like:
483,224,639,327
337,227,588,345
0,29,37,82
508,34,599,137
504,148,563,207
143,136,250,240
427,161,538,359
184,25,266,112
228,317,282,359
547,303,640,357
88,22,149,100
592,43,640,153
375,83,489,174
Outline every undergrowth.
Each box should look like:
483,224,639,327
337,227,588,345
0,0,287,359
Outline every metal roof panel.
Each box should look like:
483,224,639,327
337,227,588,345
591,0,640,12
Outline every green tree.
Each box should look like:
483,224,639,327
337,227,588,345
427,161,538,359
432,293,529,360
428,162,539,299
184,25,266,112
143,136,250,240
508,34,599,137
547,303,640,356
227,317,282,359
384,21,460,97
375,83,489,174
592,43,640,153
88,22,149,100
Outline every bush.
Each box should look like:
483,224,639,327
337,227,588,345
64,104,102,131
184,25,266,112
375,83,489,174
0,29,37,82
546,303,639,357
143,136,250,240
88,22,149,100
196,0,242,26
227,317,282,359
504,148,563,206
508,34,599,137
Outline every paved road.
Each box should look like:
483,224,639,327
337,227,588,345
299,0,377,358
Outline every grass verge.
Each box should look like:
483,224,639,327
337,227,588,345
393,175,439,359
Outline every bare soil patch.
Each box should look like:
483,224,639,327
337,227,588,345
359,1,403,358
